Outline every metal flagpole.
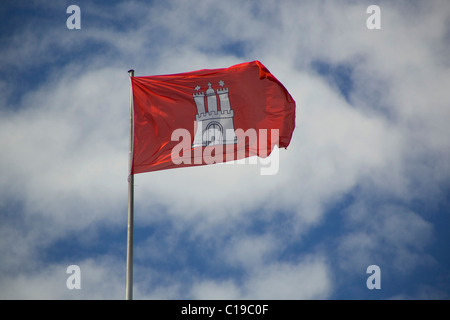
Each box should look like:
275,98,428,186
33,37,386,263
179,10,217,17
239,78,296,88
126,69,135,300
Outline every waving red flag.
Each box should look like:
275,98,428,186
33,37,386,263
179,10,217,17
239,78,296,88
130,60,295,174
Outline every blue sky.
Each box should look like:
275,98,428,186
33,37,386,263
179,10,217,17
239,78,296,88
1,0,449,299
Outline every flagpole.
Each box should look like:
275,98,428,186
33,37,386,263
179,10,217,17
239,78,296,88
126,69,135,300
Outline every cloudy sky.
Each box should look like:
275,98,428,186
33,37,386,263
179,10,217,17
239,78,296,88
1,0,449,300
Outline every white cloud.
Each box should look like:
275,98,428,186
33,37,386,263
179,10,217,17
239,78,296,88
0,255,126,299
337,203,435,273
190,280,241,300
242,258,331,300
189,255,331,300
0,66,129,231
223,234,279,269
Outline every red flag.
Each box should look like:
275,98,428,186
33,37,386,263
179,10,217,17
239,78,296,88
130,60,295,174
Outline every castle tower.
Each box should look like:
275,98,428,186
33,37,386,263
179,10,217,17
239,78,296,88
193,91,205,115
217,86,230,112
192,81,238,148
206,82,218,113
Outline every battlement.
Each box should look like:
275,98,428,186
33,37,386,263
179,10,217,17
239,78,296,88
196,109,234,121
216,87,229,95
193,91,205,98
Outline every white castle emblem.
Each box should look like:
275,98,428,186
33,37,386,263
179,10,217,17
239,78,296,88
192,80,238,148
